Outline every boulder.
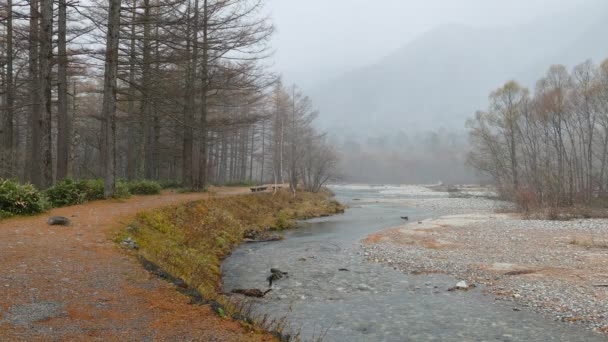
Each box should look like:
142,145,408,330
121,237,139,250
456,281,468,289
47,216,71,226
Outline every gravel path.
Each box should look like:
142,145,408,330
0,188,271,341
363,195,608,335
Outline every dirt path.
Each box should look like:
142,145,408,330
0,188,272,341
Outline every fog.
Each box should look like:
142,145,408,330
265,0,608,184
267,0,601,88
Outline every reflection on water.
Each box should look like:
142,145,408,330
221,185,603,341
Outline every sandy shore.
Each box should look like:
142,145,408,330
363,193,608,334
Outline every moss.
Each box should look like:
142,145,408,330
124,190,344,300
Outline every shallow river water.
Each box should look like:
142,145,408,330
222,185,604,341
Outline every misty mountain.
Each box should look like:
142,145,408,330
311,4,608,137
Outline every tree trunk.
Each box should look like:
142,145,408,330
249,125,254,181
126,1,137,180
141,0,154,179
182,0,197,188
101,0,121,197
56,0,70,180
152,11,161,180
28,0,41,184
259,120,265,184
196,0,209,189
38,0,53,188
2,0,14,178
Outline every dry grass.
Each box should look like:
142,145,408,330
569,236,608,249
522,205,608,221
504,269,538,276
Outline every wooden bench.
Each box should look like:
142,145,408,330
250,184,286,193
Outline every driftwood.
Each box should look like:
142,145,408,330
593,284,608,287
231,288,272,298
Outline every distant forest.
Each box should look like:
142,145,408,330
469,58,608,207
335,129,475,184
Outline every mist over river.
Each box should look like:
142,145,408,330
222,185,603,341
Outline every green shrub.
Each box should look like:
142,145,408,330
126,180,162,195
46,178,87,207
158,179,182,189
223,180,257,187
46,178,105,207
0,179,48,216
274,211,292,230
78,179,105,201
115,181,132,199
0,209,14,219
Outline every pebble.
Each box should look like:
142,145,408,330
357,284,372,291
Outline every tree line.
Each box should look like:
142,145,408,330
468,59,608,208
0,0,336,196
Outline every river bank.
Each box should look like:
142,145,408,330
363,186,608,335
125,189,344,337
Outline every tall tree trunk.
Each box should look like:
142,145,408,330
141,0,153,179
260,120,265,184
220,131,227,183
599,128,608,192
126,1,137,180
38,0,53,187
249,125,254,180
28,0,40,184
182,0,199,187
152,9,161,179
196,0,209,189
101,0,121,197
56,0,70,180
2,0,14,177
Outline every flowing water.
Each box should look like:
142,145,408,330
222,185,604,341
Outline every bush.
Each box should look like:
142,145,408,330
46,178,104,207
78,179,105,201
158,179,182,189
126,180,162,195
223,180,256,187
46,178,87,207
115,181,132,199
0,179,48,216
274,211,293,230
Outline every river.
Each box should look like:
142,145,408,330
222,185,604,341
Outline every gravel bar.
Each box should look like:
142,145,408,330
363,195,608,334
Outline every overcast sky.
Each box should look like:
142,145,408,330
265,0,601,87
